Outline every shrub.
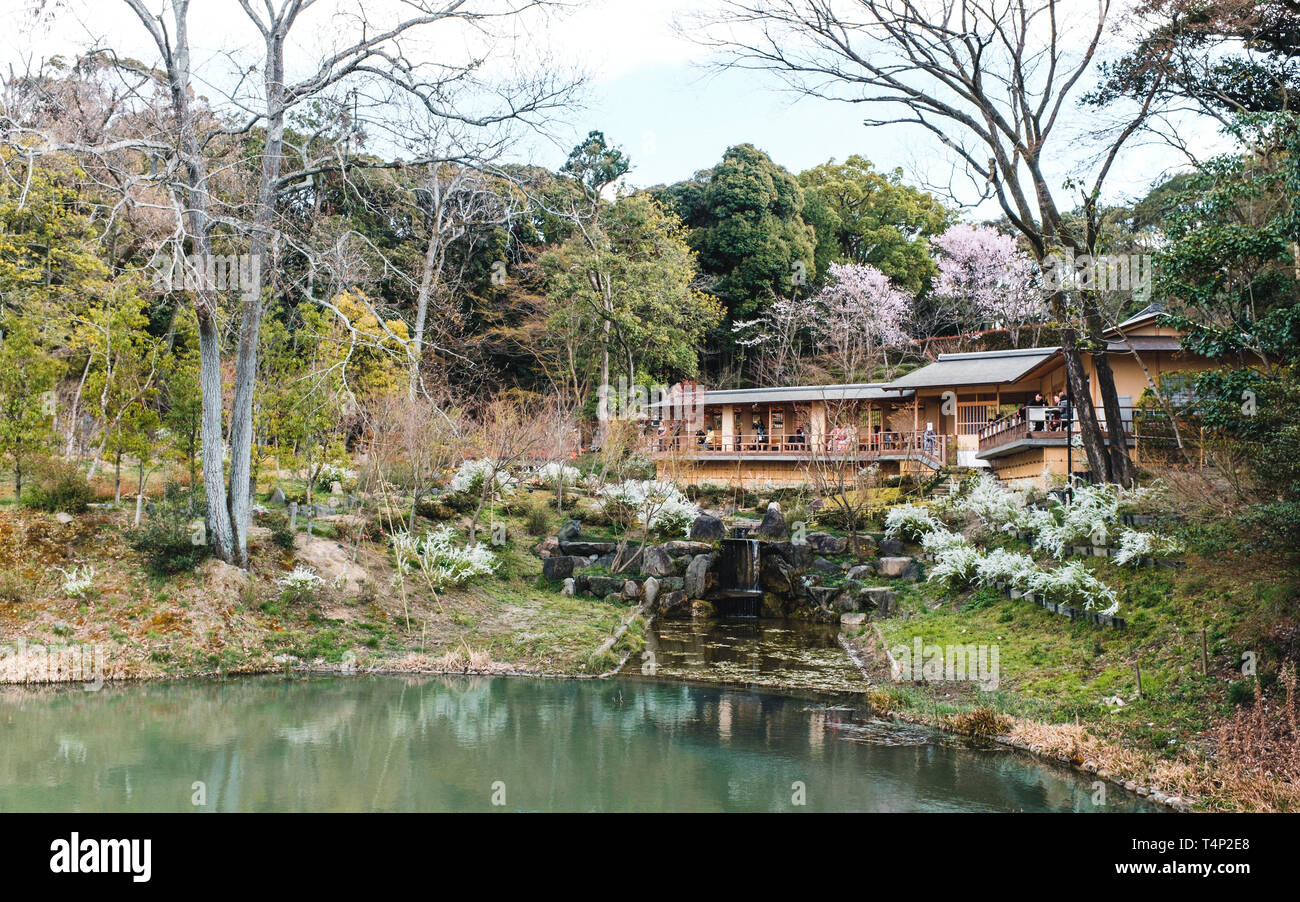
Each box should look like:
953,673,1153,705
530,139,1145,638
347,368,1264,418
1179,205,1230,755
520,497,553,537
449,459,518,497
597,479,699,537
1111,529,1184,566
414,495,458,520
21,458,93,513
315,462,357,492
255,510,297,550
884,504,938,542
277,565,324,603
129,482,211,575
1024,561,1119,615
391,524,498,589
57,565,95,598
926,544,982,589
531,461,582,488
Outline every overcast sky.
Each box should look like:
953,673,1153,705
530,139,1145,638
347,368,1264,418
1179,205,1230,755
6,0,1228,219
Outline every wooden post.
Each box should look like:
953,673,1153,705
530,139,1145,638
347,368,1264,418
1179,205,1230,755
289,501,298,532
1201,628,1209,676
1134,660,1143,698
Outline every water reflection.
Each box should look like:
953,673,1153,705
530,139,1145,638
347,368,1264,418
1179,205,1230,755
0,676,1158,813
636,618,869,694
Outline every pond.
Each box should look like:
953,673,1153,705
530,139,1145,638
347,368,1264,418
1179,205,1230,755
0,669,1157,812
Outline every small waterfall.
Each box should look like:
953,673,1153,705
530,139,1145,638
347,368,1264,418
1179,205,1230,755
718,531,762,618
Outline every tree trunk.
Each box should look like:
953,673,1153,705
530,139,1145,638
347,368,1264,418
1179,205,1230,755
1090,349,1137,486
197,313,235,559
134,460,145,526
1057,327,1111,482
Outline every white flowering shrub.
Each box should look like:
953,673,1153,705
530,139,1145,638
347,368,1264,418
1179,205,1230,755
926,544,982,589
884,504,939,542
920,527,968,556
1112,529,1184,567
533,462,582,487
277,565,325,601
597,479,699,537
1024,562,1119,615
391,524,498,589
1011,483,1124,559
58,565,95,598
315,462,357,491
950,473,1027,531
973,548,1037,590
449,459,518,498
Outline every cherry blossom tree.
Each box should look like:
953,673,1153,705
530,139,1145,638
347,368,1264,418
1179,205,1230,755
812,262,911,382
929,225,1044,347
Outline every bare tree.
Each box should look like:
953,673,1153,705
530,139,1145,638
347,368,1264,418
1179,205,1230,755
693,0,1173,485
5,0,583,566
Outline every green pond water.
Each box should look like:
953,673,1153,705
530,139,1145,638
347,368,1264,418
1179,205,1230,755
0,621,1158,812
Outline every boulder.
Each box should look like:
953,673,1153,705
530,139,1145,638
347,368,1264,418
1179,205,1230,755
639,545,676,577
560,541,617,556
542,555,577,581
330,480,344,495
840,612,868,628
684,553,716,599
534,536,560,558
878,539,906,556
877,556,919,581
850,534,878,555
557,519,583,542
561,578,576,597
623,580,641,600
812,556,841,572
807,532,848,555
689,514,725,543
858,586,896,613
755,502,788,540
846,564,875,582
587,575,624,598
54,512,75,524
659,590,690,617
765,541,813,570
642,576,661,608
664,540,715,557
760,553,797,594
270,486,287,505
660,576,686,593
807,585,847,610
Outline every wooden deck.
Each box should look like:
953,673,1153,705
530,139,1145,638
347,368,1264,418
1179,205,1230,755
977,408,1137,459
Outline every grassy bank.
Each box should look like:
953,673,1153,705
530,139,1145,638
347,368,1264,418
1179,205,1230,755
0,501,643,683
841,540,1299,811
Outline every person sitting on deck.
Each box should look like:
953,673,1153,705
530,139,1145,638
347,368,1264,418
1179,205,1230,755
704,426,716,449
1028,392,1046,431
923,422,937,456
791,425,806,446
754,421,767,447
1047,393,1063,430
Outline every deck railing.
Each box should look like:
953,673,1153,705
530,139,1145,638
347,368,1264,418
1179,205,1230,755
651,430,950,467
977,406,1138,455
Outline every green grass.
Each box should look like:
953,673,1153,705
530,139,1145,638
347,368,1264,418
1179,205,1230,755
875,542,1299,756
